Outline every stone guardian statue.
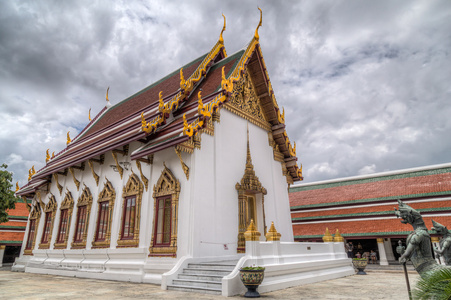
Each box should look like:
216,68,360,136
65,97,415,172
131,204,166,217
431,219,451,265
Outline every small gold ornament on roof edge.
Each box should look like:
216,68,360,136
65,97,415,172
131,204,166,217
45,149,50,163
67,131,71,145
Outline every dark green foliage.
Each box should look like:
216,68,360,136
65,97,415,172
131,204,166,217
413,268,451,300
0,164,19,223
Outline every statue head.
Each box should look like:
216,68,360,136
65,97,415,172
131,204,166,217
431,219,448,235
394,199,422,225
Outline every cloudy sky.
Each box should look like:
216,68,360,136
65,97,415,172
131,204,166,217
1,0,450,187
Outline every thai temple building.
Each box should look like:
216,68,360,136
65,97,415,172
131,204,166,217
0,198,30,266
13,11,353,296
290,163,451,265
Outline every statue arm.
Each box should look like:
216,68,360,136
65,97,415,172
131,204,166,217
399,243,414,263
436,239,451,255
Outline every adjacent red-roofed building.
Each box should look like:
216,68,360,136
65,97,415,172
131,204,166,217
289,163,451,265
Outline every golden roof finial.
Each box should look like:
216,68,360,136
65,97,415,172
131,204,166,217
51,151,55,159
31,165,36,175
106,87,110,102
254,7,262,40
89,108,91,121
28,168,32,181
16,182,19,192
219,13,226,44
45,149,50,163
180,68,185,90
158,91,164,113
322,227,334,242
197,91,203,111
333,229,344,242
67,131,71,145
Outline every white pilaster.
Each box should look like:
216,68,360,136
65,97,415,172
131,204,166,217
431,237,445,265
0,245,5,267
377,238,388,265
383,238,395,261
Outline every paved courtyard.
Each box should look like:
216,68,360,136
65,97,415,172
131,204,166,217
0,267,418,299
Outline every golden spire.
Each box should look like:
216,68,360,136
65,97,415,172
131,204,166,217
89,108,91,121
254,7,262,40
219,13,226,44
45,149,50,163
180,68,185,90
322,227,334,242
244,219,261,241
333,229,344,242
16,182,19,192
67,131,71,145
28,168,32,181
265,221,281,241
158,91,164,113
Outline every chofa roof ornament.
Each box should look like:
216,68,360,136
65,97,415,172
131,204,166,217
254,7,262,40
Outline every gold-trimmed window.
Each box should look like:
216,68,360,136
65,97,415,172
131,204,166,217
38,194,57,249
149,164,180,257
92,179,116,248
24,203,41,255
71,186,93,249
117,173,143,248
54,191,74,249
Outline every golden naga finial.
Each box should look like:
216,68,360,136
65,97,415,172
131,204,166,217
106,87,110,102
183,113,189,129
254,7,262,40
89,108,92,121
31,165,36,175
67,131,71,145
16,182,19,192
219,13,226,44
197,91,203,110
51,151,55,159
45,149,50,163
158,91,164,113
180,68,186,90
28,169,32,181
140,112,147,130
221,66,233,93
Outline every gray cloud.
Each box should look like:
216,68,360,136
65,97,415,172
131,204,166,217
1,0,450,187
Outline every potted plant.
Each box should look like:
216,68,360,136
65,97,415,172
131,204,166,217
352,258,368,275
239,266,265,298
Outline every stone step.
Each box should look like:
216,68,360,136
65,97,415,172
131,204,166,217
172,279,222,289
182,268,231,276
178,274,223,282
167,285,221,295
187,263,235,271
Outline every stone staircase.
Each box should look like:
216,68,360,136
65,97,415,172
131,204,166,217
167,260,238,295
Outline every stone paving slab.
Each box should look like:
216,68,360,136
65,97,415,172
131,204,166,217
0,268,419,299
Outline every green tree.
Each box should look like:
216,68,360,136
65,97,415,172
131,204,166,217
0,164,20,223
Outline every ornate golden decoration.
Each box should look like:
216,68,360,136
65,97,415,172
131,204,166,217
265,222,281,241
219,14,226,44
28,166,36,181
244,219,261,241
52,173,63,195
431,237,440,243
236,133,267,253
38,194,58,249
197,91,211,118
92,178,116,249
117,172,143,248
149,163,180,257
376,238,384,243
54,191,74,249
224,71,270,131
111,151,123,179
254,7,262,40
71,185,93,249
23,200,42,255
106,87,110,102
46,149,50,163
135,160,149,191
333,229,344,242
89,108,91,121
88,160,100,186
15,182,19,193
174,148,189,180
176,139,194,154
68,167,80,191
67,131,71,145
322,228,333,242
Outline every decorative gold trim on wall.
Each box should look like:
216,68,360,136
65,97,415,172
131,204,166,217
52,173,63,195
149,163,180,257
174,148,189,180
68,167,80,191
135,161,149,191
38,194,58,249
71,185,93,249
117,172,143,248
235,133,267,253
88,160,100,186
92,178,116,249
176,139,194,154
54,191,74,249
111,151,123,179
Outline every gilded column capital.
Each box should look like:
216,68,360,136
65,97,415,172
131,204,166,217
376,238,384,243
431,236,440,243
